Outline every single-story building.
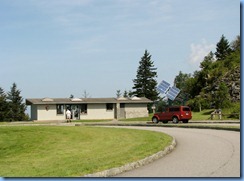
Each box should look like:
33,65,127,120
26,96,152,121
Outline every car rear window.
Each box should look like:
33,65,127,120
183,107,190,111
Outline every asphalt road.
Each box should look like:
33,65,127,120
114,126,240,177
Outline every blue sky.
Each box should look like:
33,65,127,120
0,0,240,99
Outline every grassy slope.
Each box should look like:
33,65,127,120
0,126,172,177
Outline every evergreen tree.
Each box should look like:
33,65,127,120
215,35,232,61
7,83,26,121
132,50,159,101
123,90,128,98
0,87,8,122
69,94,74,98
123,90,129,98
116,90,121,98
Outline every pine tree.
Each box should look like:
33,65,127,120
132,50,159,101
215,35,232,61
123,90,128,98
0,87,8,122
7,83,26,121
116,90,121,98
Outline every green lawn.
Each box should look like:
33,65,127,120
0,126,172,177
120,109,239,122
191,109,240,120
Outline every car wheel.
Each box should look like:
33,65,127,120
152,117,159,123
172,117,179,124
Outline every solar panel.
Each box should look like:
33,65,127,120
157,80,170,94
157,80,181,101
166,86,181,100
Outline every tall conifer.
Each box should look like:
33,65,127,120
215,35,232,60
0,87,8,121
7,83,26,121
132,50,159,101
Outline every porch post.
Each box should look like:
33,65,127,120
116,102,120,120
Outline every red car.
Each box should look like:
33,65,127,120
152,106,192,123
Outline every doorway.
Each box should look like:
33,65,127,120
66,105,80,120
120,103,125,119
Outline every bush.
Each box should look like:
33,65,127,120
229,103,240,119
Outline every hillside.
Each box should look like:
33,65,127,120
174,35,240,115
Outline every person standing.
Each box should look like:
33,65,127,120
66,109,72,123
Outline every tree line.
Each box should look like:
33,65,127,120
0,83,27,122
0,35,240,121
118,35,240,113
174,35,240,114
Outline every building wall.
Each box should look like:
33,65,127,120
31,103,148,121
80,104,114,120
36,105,65,121
33,103,115,121
124,103,148,119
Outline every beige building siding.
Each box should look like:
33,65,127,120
124,103,148,119
26,97,152,121
79,104,114,120
37,105,65,121
34,104,115,121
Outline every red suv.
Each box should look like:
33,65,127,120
152,106,192,124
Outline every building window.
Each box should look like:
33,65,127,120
120,103,125,108
106,103,113,111
57,104,64,114
81,104,87,114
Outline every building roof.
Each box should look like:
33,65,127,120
26,97,152,105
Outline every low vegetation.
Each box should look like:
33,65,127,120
0,126,172,177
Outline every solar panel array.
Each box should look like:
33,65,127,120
166,86,181,100
157,80,181,101
157,80,170,94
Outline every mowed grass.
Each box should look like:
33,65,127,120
0,126,172,177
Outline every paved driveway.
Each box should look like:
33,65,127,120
114,126,240,177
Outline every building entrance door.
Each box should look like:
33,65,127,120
66,105,80,120
71,105,80,120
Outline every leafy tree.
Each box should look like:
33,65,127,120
211,82,231,109
82,90,90,98
215,35,232,61
173,71,191,105
174,71,191,92
230,35,240,52
176,35,240,111
132,50,159,101
200,51,215,69
7,83,26,121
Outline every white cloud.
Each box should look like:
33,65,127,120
189,39,215,67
